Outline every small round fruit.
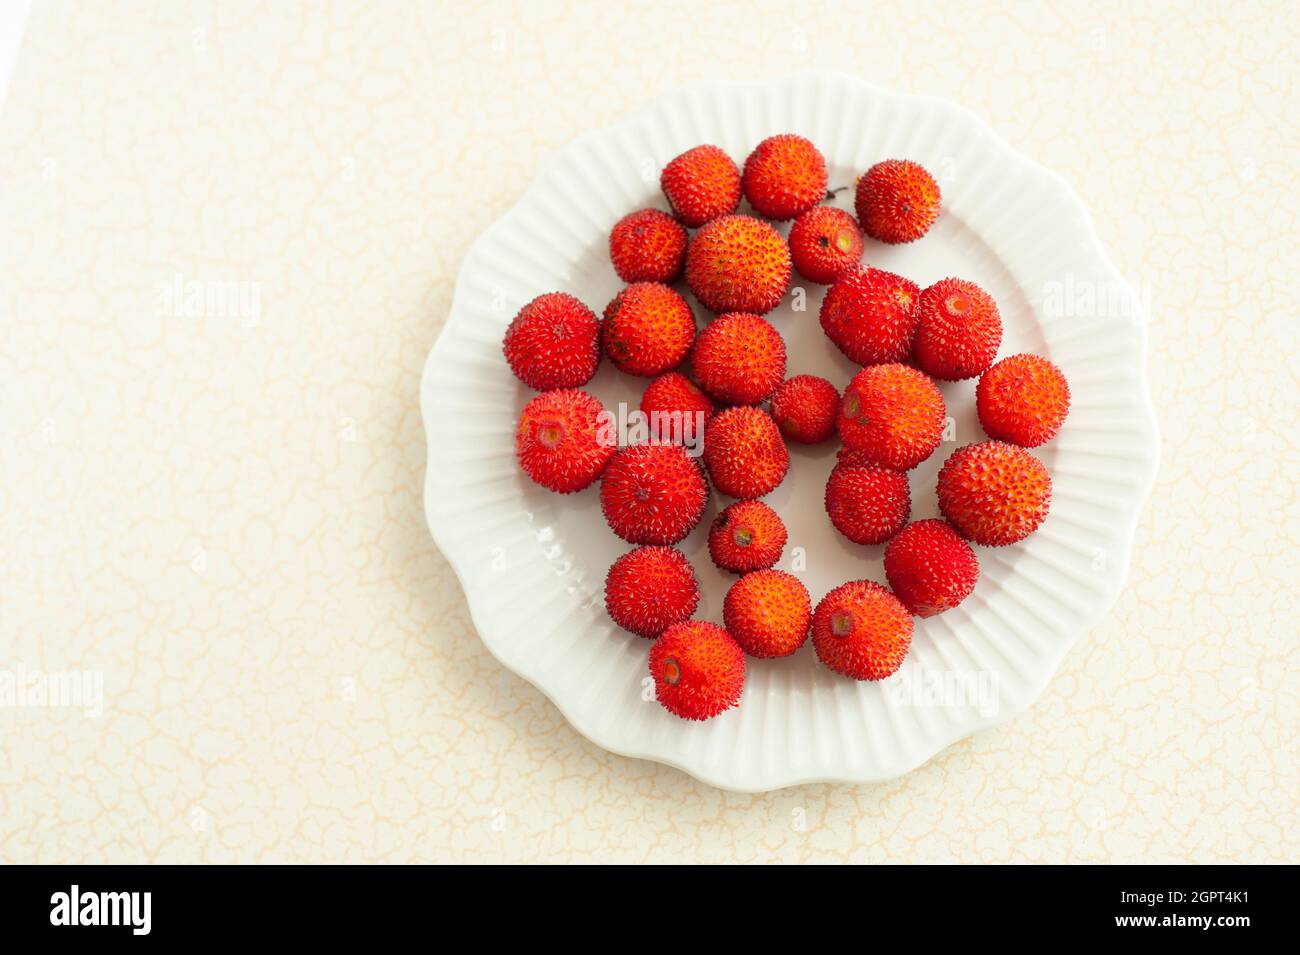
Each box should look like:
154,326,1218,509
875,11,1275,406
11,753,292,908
884,520,979,617
515,389,615,493
685,214,792,315
838,363,946,471
641,371,714,445
937,441,1051,546
723,570,811,658
855,159,941,244
602,283,696,377
692,312,786,405
609,209,688,283
741,134,828,221
824,462,910,545
788,206,864,284
702,406,789,500
502,292,600,390
812,580,913,681
649,621,746,720
660,145,742,228
976,354,1071,447
819,267,920,365
600,443,708,544
707,500,787,574
913,278,1002,380
605,546,700,638
769,374,839,444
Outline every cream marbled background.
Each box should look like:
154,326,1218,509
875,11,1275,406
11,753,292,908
0,0,1295,863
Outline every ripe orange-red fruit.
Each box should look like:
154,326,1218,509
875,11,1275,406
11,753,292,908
692,312,786,405
609,209,688,283
741,134,828,221
707,499,787,574
685,214,792,315
937,441,1051,546
824,461,910,545
649,621,746,720
914,278,1002,380
515,389,615,493
502,292,600,390
703,406,789,500
660,145,742,228
723,569,811,658
884,519,979,617
812,580,913,681
770,374,839,444
819,267,920,365
838,363,946,470
855,159,941,244
602,283,696,377
976,354,1070,447
788,206,864,284
600,443,708,544
605,545,700,638
641,371,714,445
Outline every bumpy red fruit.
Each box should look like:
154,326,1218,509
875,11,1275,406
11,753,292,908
937,441,1051,546
515,389,615,493
914,278,1002,380
502,292,601,390
602,283,696,377
976,354,1070,447
703,406,789,500
605,546,700,638
600,443,708,544
824,461,910,545
707,500,787,574
723,570,811,658
641,371,714,445
660,145,742,228
855,159,941,244
770,374,839,444
741,134,828,221
820,267,920,365
609,209,689,284
812,580,913,681
692,312,786,405
686,215,792,315
838,363,946,470
649,621,746,720
884,520,979,617
788,206,864,284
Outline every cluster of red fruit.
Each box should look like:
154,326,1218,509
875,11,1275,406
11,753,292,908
504,134,1071,722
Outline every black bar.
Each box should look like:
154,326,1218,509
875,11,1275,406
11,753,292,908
0,865,1287,942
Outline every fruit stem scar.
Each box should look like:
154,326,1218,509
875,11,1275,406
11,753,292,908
663,658,681,685
537,421,565,448
830,610,854,637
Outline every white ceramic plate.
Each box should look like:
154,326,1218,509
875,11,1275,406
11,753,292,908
422,72,1159,791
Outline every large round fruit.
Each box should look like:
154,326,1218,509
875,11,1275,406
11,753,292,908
685,214,792,315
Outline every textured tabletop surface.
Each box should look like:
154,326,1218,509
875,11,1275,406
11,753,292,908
1,0,1295,863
